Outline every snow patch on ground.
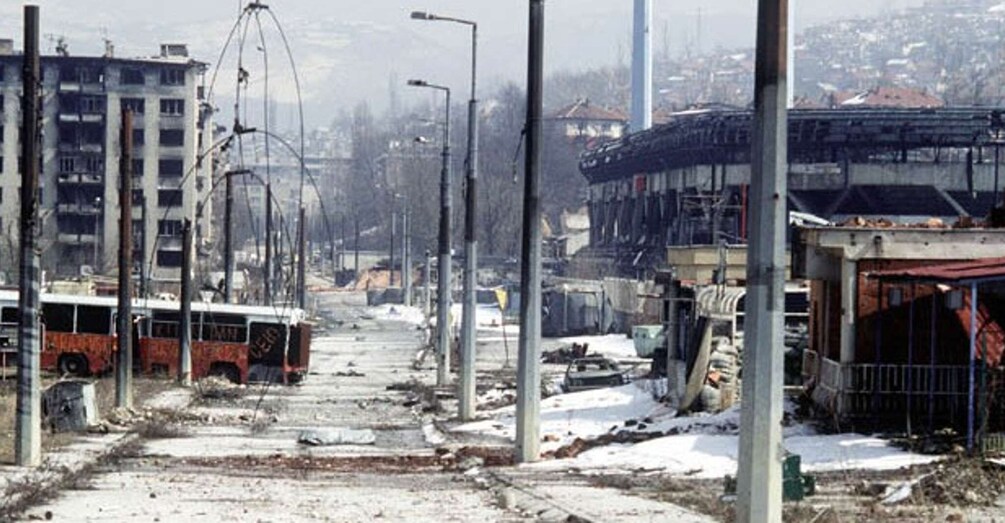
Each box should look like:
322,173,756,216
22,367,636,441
455,381,672,453
457,378,939,479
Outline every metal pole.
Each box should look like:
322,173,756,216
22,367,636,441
297,205,307,308
179,219,193,386
15,4,41,467
223,171,234,302
436,87,453,387
737,0,787,520
968,282,977,453
403,208,412,306
264,182,272,304
460,24,480,421
631,0,653,131
354,218,360,277
116,109,134,409
516,0,545,464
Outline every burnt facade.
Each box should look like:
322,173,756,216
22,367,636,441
0,43,213,281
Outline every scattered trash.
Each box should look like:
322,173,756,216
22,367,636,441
297,428,376,446
335,370,366,377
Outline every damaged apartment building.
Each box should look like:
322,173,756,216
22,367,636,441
0,40,213,283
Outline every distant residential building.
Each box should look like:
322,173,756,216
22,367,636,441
548,99,627,144
832,86,944,109
0,42,213,281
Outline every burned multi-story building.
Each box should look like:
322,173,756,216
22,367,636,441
0,41,213,282
578,107,1005,274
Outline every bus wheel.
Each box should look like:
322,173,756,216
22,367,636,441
208,363,241,384
58,354,89,377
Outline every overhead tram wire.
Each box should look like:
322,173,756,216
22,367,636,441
177,2,331,312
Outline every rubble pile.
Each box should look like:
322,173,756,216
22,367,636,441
911,459,1005,506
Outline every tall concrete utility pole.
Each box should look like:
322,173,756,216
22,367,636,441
516,0,545,464
179,219,193,386
459,20,480,422
15,3,42,468
116,109,134,409
631,0,653,131
223,171,234,303
736,0,788,521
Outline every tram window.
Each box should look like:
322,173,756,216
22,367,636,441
150,311,200,339
1,307,17,324
201,313,247,343
42,303,75,333
77,305,112,335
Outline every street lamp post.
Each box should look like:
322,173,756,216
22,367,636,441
411,10,480,420
408,78,452,387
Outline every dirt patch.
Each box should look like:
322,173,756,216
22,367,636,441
545,429,665,460
0,376,172,465
179,445,513,475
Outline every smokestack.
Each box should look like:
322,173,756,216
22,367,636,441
631,0,653,132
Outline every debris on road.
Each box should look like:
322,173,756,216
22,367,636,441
297,428,377,446
541,342,589,364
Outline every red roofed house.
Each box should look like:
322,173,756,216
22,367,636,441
548,98,627,145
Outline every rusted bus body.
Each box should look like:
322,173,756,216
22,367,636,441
36,293,126,376
138,299,310,384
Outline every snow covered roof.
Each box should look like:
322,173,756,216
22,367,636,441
550,99,627,122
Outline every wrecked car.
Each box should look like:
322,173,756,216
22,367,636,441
561,356,628,393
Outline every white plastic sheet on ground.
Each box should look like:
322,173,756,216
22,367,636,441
297,428,376,446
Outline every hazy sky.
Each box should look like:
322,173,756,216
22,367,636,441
0,1,924,127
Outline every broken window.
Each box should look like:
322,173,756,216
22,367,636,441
132,129,145,146
157,220,182,236
84,156,103,173
121,97,145,114
132,158,144,175
80,96,105,113
160,68,185,86
157,189,182,208
159,99,184,116
121,68,145,85
132,190,143,206
59,156,76,174
201,313,247,343
158,158,183,176
150,311,198,339
77,305,112,335
42,303,74,333
159,129,184,147
156,250,183,268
